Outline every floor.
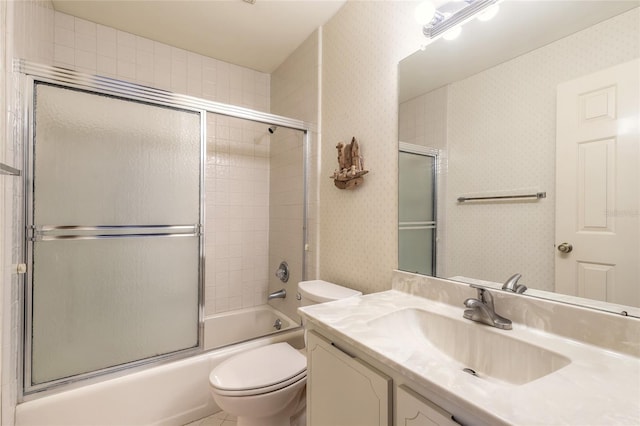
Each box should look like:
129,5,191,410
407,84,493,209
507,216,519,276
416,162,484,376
184,411,237,426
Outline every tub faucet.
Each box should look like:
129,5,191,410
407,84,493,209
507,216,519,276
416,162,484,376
463,287,512,330
268,289,286,300
502,273,527,294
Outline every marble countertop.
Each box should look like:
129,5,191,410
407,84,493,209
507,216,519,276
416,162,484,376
299,289,640,425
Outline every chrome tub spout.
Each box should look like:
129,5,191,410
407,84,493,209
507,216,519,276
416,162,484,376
268,289,287,300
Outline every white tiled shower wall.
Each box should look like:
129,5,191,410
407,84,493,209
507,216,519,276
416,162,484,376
204,115,272,316
269,29,321,323
2,2,54,423
399,8,640,291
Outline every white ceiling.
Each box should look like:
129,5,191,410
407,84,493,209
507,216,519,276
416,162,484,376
51,0,347,73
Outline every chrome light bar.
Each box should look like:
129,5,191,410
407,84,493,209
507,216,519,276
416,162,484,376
423,0,499,39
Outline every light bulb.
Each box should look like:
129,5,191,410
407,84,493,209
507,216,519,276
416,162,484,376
414,1,436,25
443,25,462,41
477,4,500,22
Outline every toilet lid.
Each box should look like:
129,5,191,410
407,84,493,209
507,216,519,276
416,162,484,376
209,343,306,394
298,280,362,303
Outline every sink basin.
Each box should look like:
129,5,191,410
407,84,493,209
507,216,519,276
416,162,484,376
367,308,570,385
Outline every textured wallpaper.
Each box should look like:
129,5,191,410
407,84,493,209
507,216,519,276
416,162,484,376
319,1,423,294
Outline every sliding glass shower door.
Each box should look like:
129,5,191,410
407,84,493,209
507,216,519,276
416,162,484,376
26,82,203,390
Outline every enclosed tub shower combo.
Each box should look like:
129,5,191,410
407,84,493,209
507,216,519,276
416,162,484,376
12,60,313,424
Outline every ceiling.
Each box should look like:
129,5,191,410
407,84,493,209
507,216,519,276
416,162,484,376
51,0,347,73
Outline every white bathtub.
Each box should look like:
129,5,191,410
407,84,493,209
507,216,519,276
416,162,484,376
16,305,304,426
204,304,299,350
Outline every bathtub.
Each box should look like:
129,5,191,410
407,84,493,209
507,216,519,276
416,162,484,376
16,305,304,426
204,304,299,350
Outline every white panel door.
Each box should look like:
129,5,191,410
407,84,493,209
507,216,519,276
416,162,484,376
555,59,639,306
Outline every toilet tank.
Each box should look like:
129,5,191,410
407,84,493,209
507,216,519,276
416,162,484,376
298,280,362,307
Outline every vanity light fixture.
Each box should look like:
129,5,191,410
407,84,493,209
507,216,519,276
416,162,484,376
416,0,501,40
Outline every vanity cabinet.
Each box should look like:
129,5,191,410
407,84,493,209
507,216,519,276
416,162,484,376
306,330,392,426
396,385,459,426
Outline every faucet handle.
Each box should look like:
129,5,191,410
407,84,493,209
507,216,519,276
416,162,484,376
479,288,494,308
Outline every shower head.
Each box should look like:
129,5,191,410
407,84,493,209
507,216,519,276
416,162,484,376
268,125,277,134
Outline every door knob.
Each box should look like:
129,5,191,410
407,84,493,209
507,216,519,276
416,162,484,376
557,242,573,253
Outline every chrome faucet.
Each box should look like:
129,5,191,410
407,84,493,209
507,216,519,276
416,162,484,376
268,288,286,300
463,287,512,330
502,273,527,294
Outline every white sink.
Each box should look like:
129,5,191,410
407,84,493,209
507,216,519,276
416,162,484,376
367,308,571,385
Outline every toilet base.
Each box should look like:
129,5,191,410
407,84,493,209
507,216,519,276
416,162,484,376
211,378,306,426
235,387,305,426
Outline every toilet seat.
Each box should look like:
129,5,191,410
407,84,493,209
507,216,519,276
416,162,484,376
209,343,307,397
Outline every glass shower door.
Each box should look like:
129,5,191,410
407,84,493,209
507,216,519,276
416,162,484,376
27,83,202,389
398,149,437,276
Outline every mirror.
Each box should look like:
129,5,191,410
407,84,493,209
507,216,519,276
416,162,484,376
398,1,640,316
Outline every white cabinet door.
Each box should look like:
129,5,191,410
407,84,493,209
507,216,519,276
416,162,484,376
307,331,391,426
396,385,459,426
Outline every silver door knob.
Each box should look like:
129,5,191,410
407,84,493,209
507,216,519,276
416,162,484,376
557,242,573,253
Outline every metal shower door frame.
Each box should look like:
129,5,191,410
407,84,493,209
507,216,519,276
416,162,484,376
398,142,441,277
15,60,314,399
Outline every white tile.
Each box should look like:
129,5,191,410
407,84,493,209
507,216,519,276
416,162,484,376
136,35,154,53
97,55,117,76
117,60,136,80
154,41,171,59
187,52,203,72
171,74,187,94
97,24,116,43
136,66,154,85
75,33,96,53
54,26,74,48
97,29,117,57
117,45,135,63
53,44,74,66
136,50,154,68
187,77,202,97
171,46,187,63
74,17,96,36
75,49,96,71
54,11,74,30
116,30,136,47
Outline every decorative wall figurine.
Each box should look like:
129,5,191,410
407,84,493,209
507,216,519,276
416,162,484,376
330,137,369,189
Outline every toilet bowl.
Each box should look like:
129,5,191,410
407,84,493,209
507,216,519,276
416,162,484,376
208,280,361,426
209,342,306,426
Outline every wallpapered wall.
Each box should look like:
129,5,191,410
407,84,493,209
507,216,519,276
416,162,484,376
319,1,423,294
399,8,640,291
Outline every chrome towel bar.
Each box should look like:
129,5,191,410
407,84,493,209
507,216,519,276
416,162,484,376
457,192,546,203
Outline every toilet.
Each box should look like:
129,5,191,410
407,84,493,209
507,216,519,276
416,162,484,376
208,280,361,426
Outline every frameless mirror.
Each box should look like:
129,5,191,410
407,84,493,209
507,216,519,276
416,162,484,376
398,1,640,316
